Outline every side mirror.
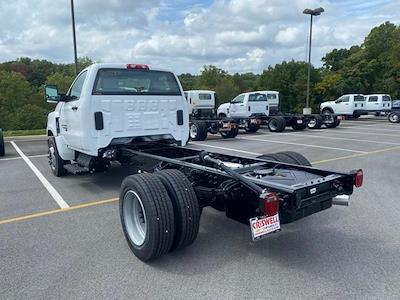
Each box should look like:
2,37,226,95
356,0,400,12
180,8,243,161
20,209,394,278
335,99,342,104
44,85,60,103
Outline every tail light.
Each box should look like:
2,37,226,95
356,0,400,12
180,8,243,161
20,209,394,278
261,192,280,216
352,169,363,188
126,64,149,70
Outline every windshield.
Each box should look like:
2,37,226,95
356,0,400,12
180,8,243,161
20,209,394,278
93,68,181,96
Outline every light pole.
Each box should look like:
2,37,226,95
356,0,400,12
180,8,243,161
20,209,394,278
70,0,78,75
302,7,324,115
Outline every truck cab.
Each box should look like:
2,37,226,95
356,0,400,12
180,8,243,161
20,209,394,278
217,91,279,118
184,90,216,118
365,94,392,113
45,63,189,176
320,94,367,117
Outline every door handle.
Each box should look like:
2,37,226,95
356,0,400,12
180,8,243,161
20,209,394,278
72,106,78,111
239,104,244,106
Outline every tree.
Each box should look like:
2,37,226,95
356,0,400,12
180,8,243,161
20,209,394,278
46,72,75,94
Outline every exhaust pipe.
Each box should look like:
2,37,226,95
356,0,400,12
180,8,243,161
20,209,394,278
332,195,349,206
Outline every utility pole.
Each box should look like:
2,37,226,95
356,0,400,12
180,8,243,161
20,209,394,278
70,0,78,75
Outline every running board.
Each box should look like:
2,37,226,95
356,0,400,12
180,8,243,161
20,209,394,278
64,164,90,175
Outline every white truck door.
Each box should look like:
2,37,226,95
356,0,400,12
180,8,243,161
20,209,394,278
59,71,87,150
336,95,351,114
229,94,246,117
248,93,268,115
366,95,379,111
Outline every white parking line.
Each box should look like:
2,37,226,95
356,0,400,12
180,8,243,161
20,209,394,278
340,126,399,132
331,129,400,137
189,143,262,156
238,137,368,153
0,154,47,162
276,132,400,145
10,142,69,209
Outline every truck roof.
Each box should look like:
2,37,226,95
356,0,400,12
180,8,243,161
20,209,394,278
185,90,216,93
86,63,173,73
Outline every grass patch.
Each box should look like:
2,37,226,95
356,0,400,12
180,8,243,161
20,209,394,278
3,129,46,137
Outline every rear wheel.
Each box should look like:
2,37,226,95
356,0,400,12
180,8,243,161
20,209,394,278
190,121,208,141
291,122,307,131
268,116,286,132
257,151,311,166
48,137,67,177
388,112,400,123
0,128,4,157
244,122,260,133
326,115,341,128
155,169,200,251
220,127,238,138
307,115,323,129
120,173,175,262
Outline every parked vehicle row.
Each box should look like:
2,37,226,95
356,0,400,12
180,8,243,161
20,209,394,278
320,94,393,118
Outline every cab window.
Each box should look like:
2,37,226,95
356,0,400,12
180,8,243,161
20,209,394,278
248,93,267,102
368,96,378,102
340,96,350,102
199,93,212,100
231,94,245,103
69,71,87,100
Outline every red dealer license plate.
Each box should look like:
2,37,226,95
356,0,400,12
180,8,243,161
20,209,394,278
250,214,280,241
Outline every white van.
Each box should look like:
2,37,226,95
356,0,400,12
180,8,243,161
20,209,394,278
365,94,392,113
184,90,216,117
320,94,367,117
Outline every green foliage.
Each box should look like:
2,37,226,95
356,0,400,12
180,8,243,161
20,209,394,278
46,72,75,94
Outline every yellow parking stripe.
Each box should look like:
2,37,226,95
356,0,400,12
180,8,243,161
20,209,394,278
313,146,400,165
0,197,118,225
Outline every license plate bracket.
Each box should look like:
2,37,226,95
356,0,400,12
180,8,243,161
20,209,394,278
249,214,280,241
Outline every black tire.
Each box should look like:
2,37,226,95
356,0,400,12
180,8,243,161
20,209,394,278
48,137,67,177
0,128,4,157
268,116,286,132
244,122,260,133
120,173,175,262
291,122,307,131
326,115,341,128
321,108,333,115
257,151,311,166
220,127,238,138
190,121,208,141
352,113,360,119
155,169,200,251
388,112,400,123
307,115,323,129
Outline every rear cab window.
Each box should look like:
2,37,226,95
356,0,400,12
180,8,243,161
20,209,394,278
93,69,181,96
383,95,391,101
368,96,378,102
198,93,212,100
354,95,365,102
248,93,267,102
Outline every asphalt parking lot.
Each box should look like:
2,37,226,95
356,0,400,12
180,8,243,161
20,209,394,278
1,117,399,299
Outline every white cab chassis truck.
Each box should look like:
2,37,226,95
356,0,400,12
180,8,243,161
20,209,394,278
320,94,367,118
365,94,392,114
44,63,363,262
218,91,313,132
184,90,239,141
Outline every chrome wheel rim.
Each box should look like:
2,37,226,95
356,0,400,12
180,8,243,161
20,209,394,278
48,145,56,171
123,190,147,246
269,120,277,131
308,118,316,128
389,114,399,123
190,124,198,139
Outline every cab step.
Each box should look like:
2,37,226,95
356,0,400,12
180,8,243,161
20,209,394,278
64,164,90,175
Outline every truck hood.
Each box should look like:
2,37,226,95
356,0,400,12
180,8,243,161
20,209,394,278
320,100,335,108
218,103,230,110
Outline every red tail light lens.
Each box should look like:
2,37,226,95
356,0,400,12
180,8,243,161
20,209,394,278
353,169,363,188
126,64,149,70
262,192,280,216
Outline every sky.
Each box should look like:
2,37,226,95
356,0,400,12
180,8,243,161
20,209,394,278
0,0,399,74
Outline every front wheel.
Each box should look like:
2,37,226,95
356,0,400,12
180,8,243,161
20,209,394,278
48,137,67,177
388,112,400,123
268,116,286,132
307,115,323,129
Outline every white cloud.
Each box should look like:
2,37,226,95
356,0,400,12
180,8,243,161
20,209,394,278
0,0,399,73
